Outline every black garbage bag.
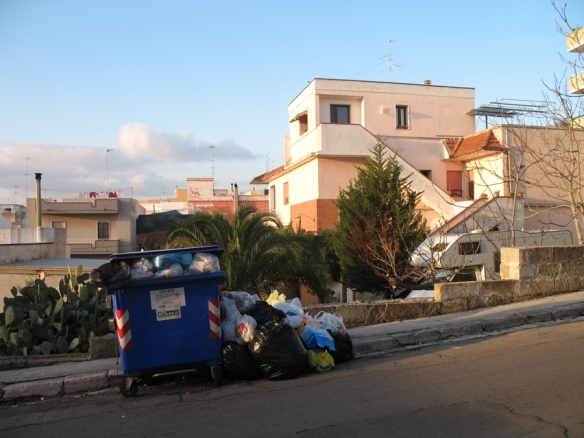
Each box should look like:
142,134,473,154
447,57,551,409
327,329,354,364
244,301,286,326
90,261,131,289
248,321,308,380
222,342,263,381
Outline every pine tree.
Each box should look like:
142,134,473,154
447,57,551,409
332,142,428,297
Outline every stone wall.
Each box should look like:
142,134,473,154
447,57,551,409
305,245,584,328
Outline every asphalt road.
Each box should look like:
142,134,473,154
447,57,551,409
1,320,583,438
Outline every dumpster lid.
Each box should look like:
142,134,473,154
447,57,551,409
110,245,224,262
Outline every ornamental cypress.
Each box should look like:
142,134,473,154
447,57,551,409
331,142,428,297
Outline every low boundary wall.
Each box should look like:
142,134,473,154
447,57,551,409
305,245,584,329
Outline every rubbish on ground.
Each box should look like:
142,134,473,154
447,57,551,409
221,319,237,343
222,342,263,381
327,329,353,364
221,297,240,323
307,348,335,372
248,321,308,380
313,311,346,332
298,323,336,351
266,290,286,305
235,314,257,344
226,291,257,313
219,293,353,381
244,301,286,326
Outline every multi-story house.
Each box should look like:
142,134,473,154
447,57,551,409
252,78,477,231
26,196,145,259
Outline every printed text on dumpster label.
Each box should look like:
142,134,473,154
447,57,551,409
150,287,186,321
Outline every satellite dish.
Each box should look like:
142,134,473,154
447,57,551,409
430,217,445,231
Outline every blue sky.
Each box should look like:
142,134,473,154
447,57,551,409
0,0,582,203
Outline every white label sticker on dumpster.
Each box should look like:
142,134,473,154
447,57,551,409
150,287,186,321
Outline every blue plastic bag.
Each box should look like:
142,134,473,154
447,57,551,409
154,253,193,270
300,325,336,351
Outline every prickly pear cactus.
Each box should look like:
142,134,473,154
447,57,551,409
0,265,112,356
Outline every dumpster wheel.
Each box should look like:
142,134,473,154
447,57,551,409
211,366,221,387
120,379,138,397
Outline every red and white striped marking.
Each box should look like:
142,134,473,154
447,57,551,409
208,299,221,339
115,309,133,350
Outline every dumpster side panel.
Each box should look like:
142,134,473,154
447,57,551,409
112,273,224,377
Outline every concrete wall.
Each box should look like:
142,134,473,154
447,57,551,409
0,263,94,303
0,228,67,264
305,244,584,328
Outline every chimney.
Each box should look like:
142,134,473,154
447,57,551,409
423,80,432,86
35,173,42,242
233,183,239,214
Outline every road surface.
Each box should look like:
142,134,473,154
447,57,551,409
1,320,583,437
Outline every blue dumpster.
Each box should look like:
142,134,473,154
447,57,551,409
107,246,224,396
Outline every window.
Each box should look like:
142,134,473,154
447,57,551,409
283,182,289,205
458,241,481,255
97,222,110,240
298,113,308,135
420,170,432,180
52,221,66,228
396,105,409,129
270,185,276,209
447,170,463,197
330,105,350,124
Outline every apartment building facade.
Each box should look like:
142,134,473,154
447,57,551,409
252,78,477,231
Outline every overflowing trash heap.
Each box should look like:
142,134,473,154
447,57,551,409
221,291,353,381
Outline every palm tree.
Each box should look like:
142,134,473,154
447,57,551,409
165,206,332,301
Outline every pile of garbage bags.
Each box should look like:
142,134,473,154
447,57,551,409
91,252,221,289
130,252,220,278
220,291,353,381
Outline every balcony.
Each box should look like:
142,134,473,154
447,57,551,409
288,123,376,165
569,71,584,95
41,198,119,215
67,239,119,255
567,26,584,53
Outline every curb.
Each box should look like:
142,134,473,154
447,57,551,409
1,369,124,402
352,302,584,356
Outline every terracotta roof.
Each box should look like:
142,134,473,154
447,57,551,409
448,129,503,158
249,165,285,184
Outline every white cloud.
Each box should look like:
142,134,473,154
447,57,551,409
117,123,257,162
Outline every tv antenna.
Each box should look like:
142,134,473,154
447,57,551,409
376,40,403,82
209,145,216,179
23,157,30,201
266,153,270,172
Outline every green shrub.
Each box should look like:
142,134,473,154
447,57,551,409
0,265,112,356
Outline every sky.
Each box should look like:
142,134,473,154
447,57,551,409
0,0,582,204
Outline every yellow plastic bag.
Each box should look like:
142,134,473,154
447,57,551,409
266,290,286,305
308,348,335,373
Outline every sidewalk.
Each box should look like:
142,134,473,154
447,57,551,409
1,291,584,402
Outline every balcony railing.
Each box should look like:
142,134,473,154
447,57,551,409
569,71,584,95
41,198,118,215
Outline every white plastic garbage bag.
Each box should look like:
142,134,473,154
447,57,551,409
236,314,257,345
